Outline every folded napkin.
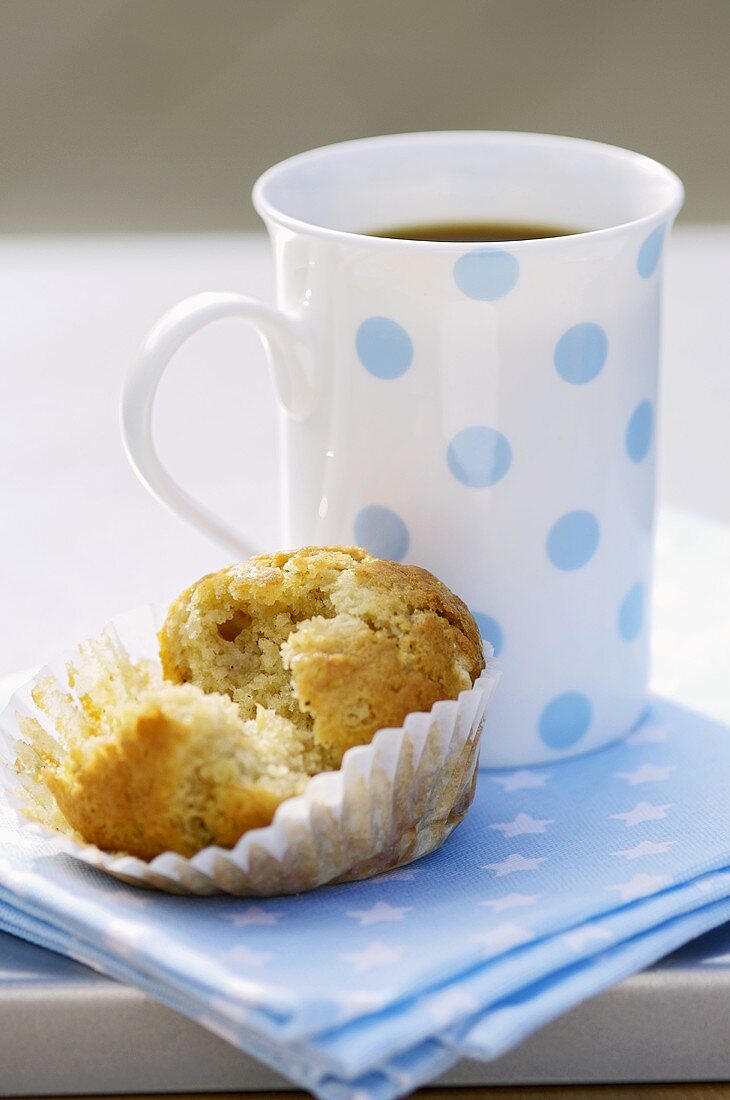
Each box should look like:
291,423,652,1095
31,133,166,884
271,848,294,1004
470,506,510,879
1,696,729,1099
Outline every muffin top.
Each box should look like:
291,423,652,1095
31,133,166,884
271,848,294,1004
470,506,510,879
159,545,484,758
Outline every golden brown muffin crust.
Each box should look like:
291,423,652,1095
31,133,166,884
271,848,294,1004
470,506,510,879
159,545,484,758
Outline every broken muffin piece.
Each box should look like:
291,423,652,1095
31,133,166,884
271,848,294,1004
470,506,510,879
18,636,328,859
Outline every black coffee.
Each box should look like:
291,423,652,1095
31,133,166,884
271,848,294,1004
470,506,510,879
367,221,582,243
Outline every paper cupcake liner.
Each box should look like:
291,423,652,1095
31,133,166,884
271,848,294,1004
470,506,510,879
0,604,500,896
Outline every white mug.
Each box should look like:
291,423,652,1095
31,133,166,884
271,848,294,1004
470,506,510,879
122,132,683,768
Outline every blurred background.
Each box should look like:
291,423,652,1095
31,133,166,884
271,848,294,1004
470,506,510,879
2,0,730,673
2,0,730,232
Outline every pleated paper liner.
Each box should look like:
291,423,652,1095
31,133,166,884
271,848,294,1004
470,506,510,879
0,604,499,896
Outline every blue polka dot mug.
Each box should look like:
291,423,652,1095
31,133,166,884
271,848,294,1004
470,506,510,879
122,133,683,767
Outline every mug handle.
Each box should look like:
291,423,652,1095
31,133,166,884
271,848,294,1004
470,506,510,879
121,291,315,558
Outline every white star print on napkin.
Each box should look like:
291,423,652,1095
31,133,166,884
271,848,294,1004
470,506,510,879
488,813,553,837
697,873,730,894
610,801,673,826
481,854,547,877
341,942,404,972
562,924,616,953
611,840,675,859
222,945,273,967
614,763,677,785
608,873,674,902
221,907,283,927
490,770,550,792
470,923,533,953
346,902,411,926
427,988,480,1026
479,892,541,912
626,724,669,746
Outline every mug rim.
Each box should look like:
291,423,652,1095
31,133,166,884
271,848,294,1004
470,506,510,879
252,130,685,250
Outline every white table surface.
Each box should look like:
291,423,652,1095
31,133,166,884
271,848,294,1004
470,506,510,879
1,227,730,675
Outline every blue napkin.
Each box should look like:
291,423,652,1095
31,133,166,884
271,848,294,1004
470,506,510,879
1,698,729,1100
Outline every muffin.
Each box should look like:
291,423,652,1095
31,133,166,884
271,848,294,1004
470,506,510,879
18,546,485,862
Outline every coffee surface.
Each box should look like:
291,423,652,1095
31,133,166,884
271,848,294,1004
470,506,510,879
367,221,582,242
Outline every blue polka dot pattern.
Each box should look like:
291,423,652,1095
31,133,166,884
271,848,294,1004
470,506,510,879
546,510,600,570
626,400,654,463
473,612,504,658
539,691,593,750
356,317,413,379
638,225,666,279
447,426,512,488
453,249,519,301
354,505,409,562
554,323,608,385
619,582,645,642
